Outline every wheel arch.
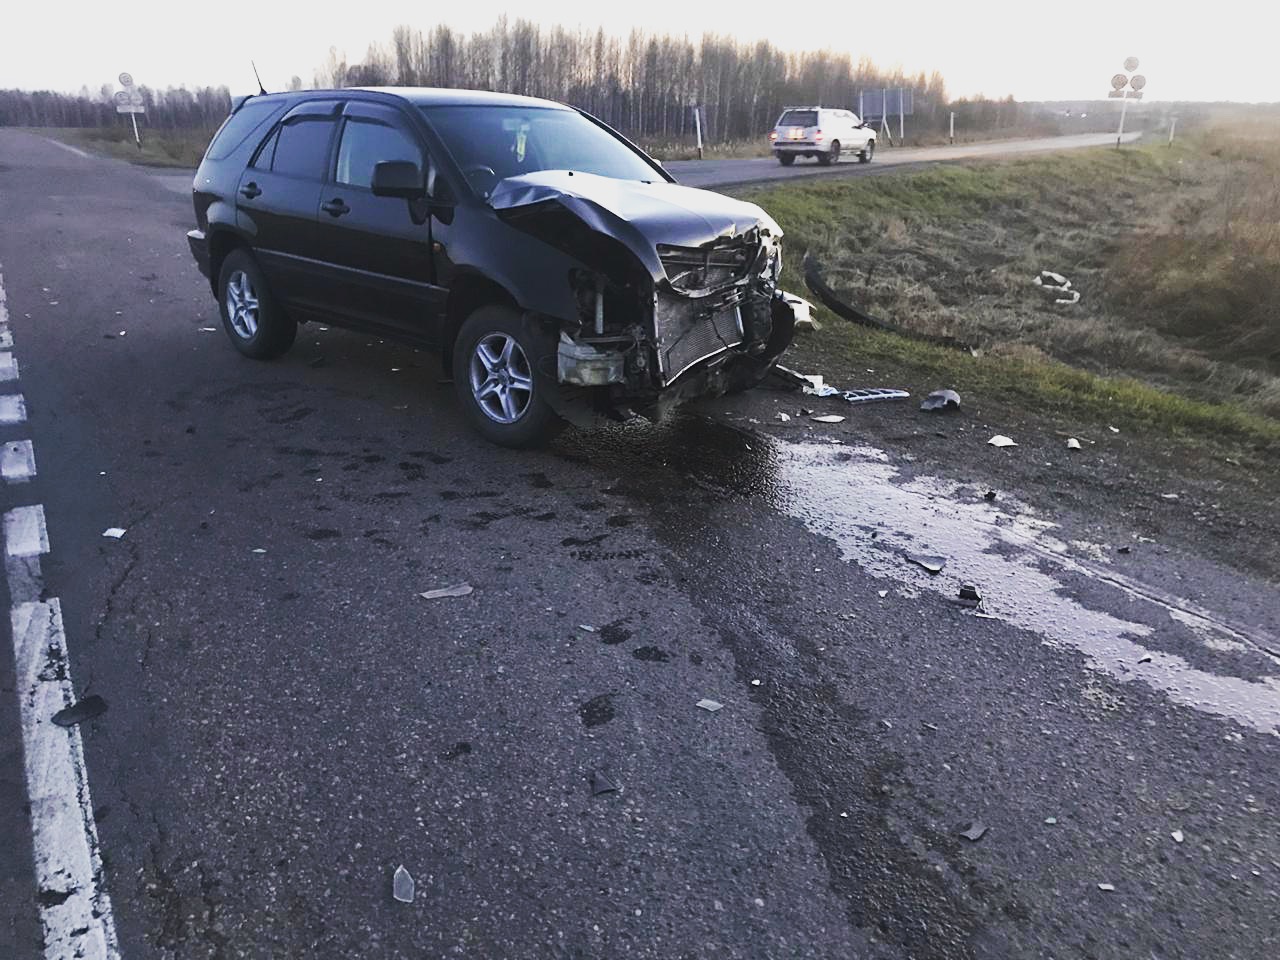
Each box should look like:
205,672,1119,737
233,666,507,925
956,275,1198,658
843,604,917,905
207,228,249,295
440,271,522,373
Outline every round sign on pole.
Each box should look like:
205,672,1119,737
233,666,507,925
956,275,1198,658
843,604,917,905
1130,74,1147,91
1111,73,1129,91
1123,57,1139,72
113,90,130,105
118,72,134,88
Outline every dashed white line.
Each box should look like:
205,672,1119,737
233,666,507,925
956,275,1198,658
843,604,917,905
2,439,36,483
0,264,120,958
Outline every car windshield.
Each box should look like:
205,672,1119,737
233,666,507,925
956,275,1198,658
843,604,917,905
421,104,660,196
778,110,817,127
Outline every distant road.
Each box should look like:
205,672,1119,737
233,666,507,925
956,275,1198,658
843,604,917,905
148,131,1143,198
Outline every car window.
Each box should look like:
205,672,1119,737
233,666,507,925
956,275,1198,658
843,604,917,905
205,100,284,161
270,118,336,180
778,110,817,127
250,127,279,169
335,119,422,189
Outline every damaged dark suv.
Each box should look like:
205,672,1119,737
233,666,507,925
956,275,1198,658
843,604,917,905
186,87,798,447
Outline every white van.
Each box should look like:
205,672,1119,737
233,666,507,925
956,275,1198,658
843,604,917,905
769,107,877,166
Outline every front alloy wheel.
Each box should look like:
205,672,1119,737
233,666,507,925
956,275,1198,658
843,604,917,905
225,270,259,339
469,333,534,424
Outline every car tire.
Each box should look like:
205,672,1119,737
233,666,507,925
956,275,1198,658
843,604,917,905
860,139,875,163
777,153,795,167
452,305,566,449
819,141,840,166
217,248,296,360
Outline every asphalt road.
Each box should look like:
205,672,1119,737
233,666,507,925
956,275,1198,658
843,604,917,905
2,128,1278,959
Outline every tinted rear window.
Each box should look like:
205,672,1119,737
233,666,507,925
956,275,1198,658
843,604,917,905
205,100,284,161
270,119,336,180
778,110,817,127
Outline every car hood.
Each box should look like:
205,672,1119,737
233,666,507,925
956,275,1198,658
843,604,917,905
489,170,781,282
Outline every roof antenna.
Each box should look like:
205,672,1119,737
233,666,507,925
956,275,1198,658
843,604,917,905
251,60,267,95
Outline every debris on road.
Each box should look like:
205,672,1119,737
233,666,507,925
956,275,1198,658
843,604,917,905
392,865,415,903
198,326,217,332
958,583,983,605
251,548,267,554
1118,545,1132,554
1096,883,1115,892
1032,270,1081,305
1137,654,1153,664
1172,830,1184,843
984,490,997,501
811,414,846,424
906,553,946,574
51,695,108,727
577,623,597,633
1044,817,1058,825
840,388,910,405
801,374,840,398
878,590,889,598
959,822,988,842
1066,437,1082,450
988,435,1017,448
590,770,619,796
696,698,724,713
101,527,126,539
751,679,762,686
776,412,791,422
418,583,474,600
920,389,961,412
781,292,818,331
769,364,812,391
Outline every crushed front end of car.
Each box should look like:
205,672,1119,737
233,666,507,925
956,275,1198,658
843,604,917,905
489,171,800,424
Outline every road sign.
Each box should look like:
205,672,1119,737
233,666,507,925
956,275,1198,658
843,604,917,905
1111,74,1128,90
1130,74,1147,91
115,104,146,114
1108,90,1125,98
1123,56,1139,72
118,72,134,88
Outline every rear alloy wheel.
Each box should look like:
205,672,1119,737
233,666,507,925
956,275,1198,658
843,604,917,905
819,140,840,166
453,305,565,448
860,139,875,163
217,248,296,359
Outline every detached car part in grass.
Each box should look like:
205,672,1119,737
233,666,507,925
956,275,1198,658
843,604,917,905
186,87,800,447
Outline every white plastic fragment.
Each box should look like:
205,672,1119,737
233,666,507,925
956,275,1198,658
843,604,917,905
1172,830,1184,843
877,590,888,598
776,412,791,422
750,679,761,686
811,414,845,424
101,527,126,539
418,583,474,600
1097,883,1115,892
1066,438,1082,450
198,326,218,332
1044,817,1057,825
988,435,1017,447
578,623,596,632
1108,426,1120,433
251,548,267,554
696,698,724,712
392,865,415,903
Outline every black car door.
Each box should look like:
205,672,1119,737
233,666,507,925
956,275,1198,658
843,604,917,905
234,100,340,317
309,101,446,338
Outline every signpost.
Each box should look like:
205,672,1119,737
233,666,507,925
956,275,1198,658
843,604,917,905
1110,58,1146,149
115,72,145,150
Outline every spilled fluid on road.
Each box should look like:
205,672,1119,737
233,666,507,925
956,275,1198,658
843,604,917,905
563,415,1280,736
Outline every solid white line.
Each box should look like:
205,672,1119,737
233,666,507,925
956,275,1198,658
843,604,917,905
0,351,18,382
12,601,120,960
2,439,36,483
0,394,26,424
5,504,49,557
42,137,92,160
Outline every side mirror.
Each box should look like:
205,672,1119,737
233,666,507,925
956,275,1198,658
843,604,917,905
371,160,424,199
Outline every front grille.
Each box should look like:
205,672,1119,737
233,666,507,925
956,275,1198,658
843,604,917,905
658,240,760,295
654,294,745,385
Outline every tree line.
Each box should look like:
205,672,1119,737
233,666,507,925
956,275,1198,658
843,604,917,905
1,17,1052,141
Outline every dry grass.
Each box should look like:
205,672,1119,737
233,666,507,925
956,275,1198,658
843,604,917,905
32,126,213,167
740,130,1280,420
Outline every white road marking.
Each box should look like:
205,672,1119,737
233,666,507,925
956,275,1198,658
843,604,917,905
11,601,120,960
5,504,49,557
0,265,120,957
0,394,26,424
1,439,36,482
42,137,92,160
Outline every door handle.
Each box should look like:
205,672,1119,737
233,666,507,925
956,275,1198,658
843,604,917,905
240,182,261,199
321,198,350,217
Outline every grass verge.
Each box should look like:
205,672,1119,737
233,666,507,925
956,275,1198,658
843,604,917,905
28,126,212,167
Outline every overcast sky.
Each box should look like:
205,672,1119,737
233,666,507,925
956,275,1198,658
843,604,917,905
3,1,1274,102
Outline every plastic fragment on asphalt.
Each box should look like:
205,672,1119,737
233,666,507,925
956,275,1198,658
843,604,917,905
988,435,1017,447
590,770,619,796
577,623,597,632
1172,830,1184,843
1108,426,1120,433
920,389,961,412
751,679,761,686
877,590,888,598
696,698,724,712
957,584,982,607
1097,883,1115,892
1066,437,1082,450
198,326,217,332
973,611,999,620
51,694,108,727
1044,817,1057,825
392,865,415,903
959,822,988,842
841,388,910,405
1117,545,1132,554
776,412,791,422
906,553,946,574
811,414,845,423
251,548,267,554
101,527,126,539
418,583,474,600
